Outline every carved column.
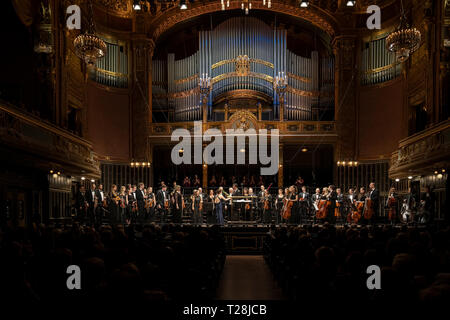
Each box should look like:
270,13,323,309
278,143,283,188
203,164,208,189
131,35,154,161
332,35,357,161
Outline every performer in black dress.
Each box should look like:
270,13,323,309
172,185,183,223
275,188,284,224
145,186,155,222
191,189,203,225
109,184,120,224
118,186,127,224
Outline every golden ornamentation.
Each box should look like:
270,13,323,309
212,72,273,84
287,86,320,97
212,58,274,70
235,55,250,76
227,110,258,131
174,74,199,85
287,72,311,83
153,87,199,99
96,68,128,78
364,62,399,74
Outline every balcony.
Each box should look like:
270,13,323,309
389,119,450,178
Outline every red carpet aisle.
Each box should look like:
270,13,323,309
216,255,285,300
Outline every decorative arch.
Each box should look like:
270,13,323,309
226,110,259,131
149,2,339,44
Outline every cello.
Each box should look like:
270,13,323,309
334,201,341,217
387,195,397,221
316,199,329,219
281,189,293,220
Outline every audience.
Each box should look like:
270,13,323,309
264,224,450,305
0,223,225,307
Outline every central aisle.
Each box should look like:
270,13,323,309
216,255,285,300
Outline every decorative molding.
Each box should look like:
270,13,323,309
212,71,273,84
212,58,274,70
287,72,311,83
150,2,338,43
0,102,100,175
174,74,198,85
389,119,450,178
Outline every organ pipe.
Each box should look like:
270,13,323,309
151,17,335,122
362,35,400,86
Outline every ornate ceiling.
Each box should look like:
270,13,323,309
93,0,402,42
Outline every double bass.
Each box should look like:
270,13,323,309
363,198,374,220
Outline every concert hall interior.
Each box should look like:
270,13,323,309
0,0,450,310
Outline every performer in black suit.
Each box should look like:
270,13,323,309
76,185,88,223
368,182,379,223
136,182,146,223
156,185,169,223
86,183,96,225
94,184,106,225
231,184,241,221
257,185,266,223
326,185,337,224
298,186,310,223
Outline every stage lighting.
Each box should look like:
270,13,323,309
301,148,308,152
133,0,141,10
395,178,400,182
81,177,85,181
300,1,309,8
408,176,413,180
180,0,187,10
346,0,356,6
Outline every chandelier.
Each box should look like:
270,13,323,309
386,0,421,62
73,0,106,67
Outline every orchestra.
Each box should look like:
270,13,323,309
75,180,427,226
